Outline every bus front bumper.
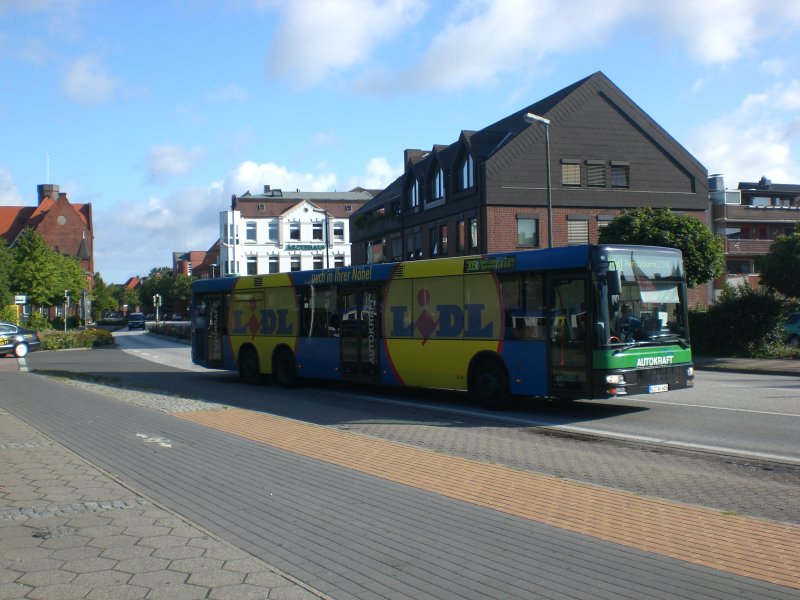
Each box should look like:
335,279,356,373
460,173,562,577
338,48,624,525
597,364,694,398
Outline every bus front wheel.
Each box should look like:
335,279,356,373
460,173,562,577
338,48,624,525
471,359,510,411
272,347,297,388
238,347,262,384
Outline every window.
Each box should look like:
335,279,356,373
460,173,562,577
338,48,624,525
407,179,419,209
312,222,324,241
268,256,279,273
290,256,301,272
333,221,345,242
391,236,402,261
334,255,345,268
587,162,606,187
517,217,538,247
468,217,478,250
407,228,422,259
289,222,301,240
432,168,445,200
227,224,239,245
246,222,257,242
345,205,352,212
562,162,580,186
268,220,279,242
440,224,448,255
313,255,324,270
430,227,438,256
460,154,474,190
246,255,257,275
567,217,589,245
611,163,630,188
727,260,752,275
456,219,465,252
257,204,265,211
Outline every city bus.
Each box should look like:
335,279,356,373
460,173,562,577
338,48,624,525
190,244,693,409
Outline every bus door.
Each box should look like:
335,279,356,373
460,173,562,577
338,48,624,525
546,275,590,398
338,284,382,383
193,293,226,368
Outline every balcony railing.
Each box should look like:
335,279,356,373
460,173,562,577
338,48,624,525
725,239,774,255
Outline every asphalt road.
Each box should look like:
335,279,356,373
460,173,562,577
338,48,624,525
28,329,800,465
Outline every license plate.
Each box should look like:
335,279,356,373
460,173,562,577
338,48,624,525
648,384,669,393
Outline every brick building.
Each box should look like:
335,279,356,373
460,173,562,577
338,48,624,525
0,183,94,274
351,71,710,305
710,174,800,297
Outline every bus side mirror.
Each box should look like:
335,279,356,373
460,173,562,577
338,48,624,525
607,270,621,296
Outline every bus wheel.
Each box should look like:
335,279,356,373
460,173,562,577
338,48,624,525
272,347,297,388
472,359,510,411
238,347,261,385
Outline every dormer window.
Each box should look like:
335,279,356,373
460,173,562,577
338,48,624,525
407,179,419,209
433,168,445,200
460,154,474,190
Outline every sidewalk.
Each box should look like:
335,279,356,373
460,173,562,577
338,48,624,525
0,406,325,600
694,355,800,377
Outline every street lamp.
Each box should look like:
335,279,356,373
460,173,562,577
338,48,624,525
524,112,553,248
211,263,217,278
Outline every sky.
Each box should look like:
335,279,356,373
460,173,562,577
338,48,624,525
1,0,800,284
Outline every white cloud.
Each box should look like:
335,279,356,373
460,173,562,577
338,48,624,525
346,157,402,190
0,167,22,205
61,55,116,104
146,145,206,183
687,80,800,185
265,0,427,87
226,160,337,194
399,0,634,91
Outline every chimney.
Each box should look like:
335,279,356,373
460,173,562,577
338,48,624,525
37,183,59,205
264,185,271,193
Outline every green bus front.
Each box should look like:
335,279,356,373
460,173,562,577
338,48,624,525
590,245,694,397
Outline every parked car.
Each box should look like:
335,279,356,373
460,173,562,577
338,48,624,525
127,312,146,330
0,321,42,358
784,312,800,347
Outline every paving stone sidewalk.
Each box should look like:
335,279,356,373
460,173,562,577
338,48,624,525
0,408,326,600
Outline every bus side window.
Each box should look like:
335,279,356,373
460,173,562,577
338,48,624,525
523,274,546,341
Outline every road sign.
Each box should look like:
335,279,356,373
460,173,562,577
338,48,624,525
14,295,26,305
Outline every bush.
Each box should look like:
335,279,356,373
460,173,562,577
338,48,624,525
148,322,191,340
0,305,19,323
690,285,796,358
24,312,51,332
39,328,114,350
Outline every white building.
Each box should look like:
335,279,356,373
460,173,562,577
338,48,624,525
219,186,374,276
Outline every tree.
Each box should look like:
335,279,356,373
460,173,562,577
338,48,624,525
0,238,13,307
598,207,724,287
10,228,61,305
757,231,800,298
91,273,117,319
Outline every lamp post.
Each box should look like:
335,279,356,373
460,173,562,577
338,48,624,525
211,263,217,278
523,112,553,248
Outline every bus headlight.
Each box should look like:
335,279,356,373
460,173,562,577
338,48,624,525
605,374,625,385
686,366,694,377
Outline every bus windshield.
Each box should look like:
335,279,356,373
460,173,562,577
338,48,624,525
598,248,689,347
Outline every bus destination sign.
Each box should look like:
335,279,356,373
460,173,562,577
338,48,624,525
463,256,516,273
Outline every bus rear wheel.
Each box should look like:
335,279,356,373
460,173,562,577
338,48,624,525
238,347,261,385
471,359,510,411
272,347,297,388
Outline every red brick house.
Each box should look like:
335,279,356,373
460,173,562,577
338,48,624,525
0,183,94,275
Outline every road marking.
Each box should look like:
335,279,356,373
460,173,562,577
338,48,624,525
136,433,172,448
622,396,800,417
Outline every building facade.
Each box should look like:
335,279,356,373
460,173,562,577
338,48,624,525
710,175,800,295
350,72,710,304
219,186,372,276
0,183,94,274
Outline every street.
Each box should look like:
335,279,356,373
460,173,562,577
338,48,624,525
43,329,800,464
1,331,799,599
